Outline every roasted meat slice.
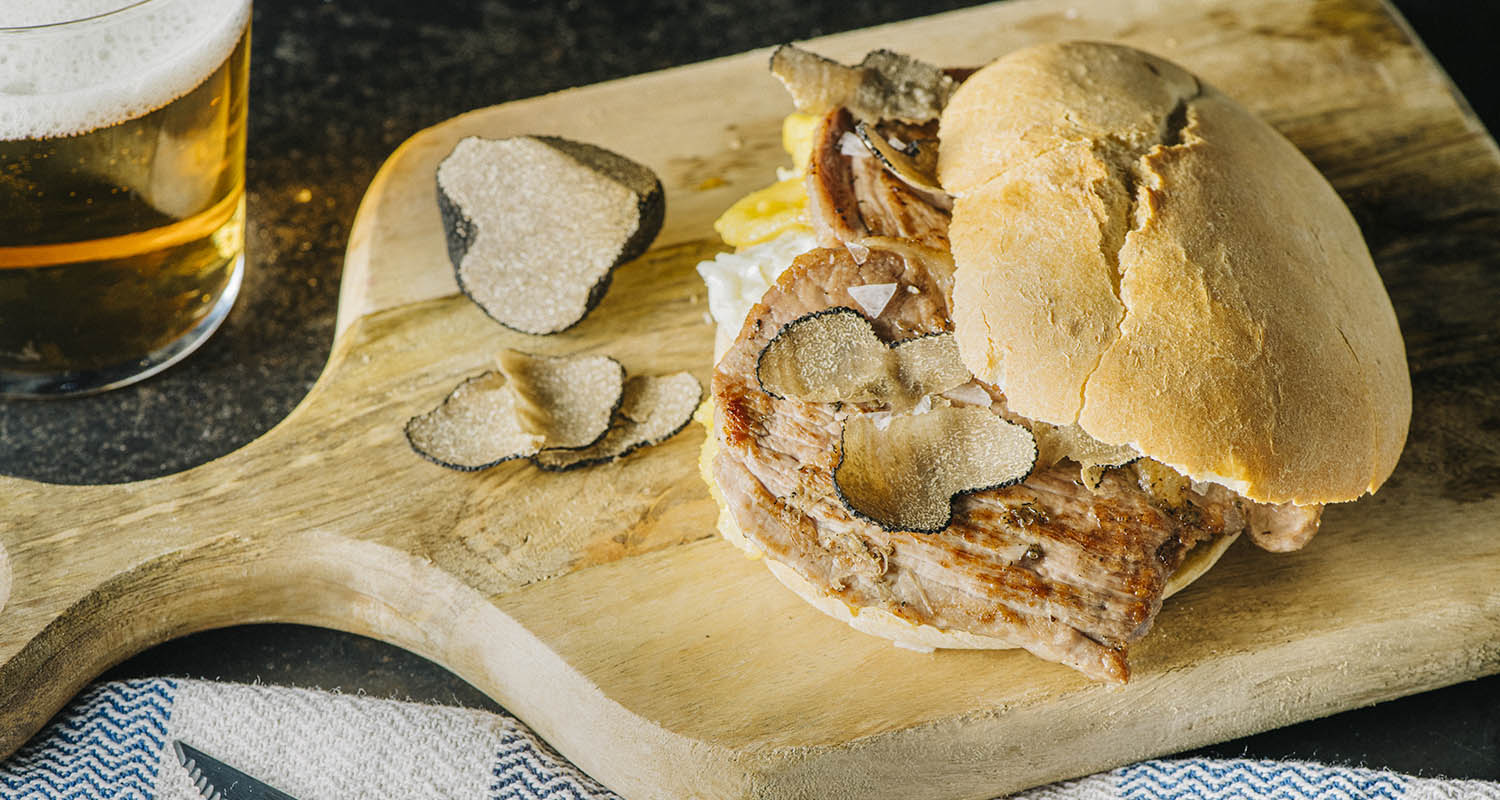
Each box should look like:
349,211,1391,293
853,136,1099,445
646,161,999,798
805,108,951,252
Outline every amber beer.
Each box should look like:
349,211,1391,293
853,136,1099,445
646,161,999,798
0,0,251,395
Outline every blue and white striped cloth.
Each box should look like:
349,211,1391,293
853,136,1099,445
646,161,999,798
3,679,1496,799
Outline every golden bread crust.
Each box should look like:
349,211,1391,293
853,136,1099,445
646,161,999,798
938,41,1410,504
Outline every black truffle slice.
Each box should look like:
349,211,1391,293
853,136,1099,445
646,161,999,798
533,372,703,471
890,333,971,403
755,307,969,411
405,350,625,471
404,371,545,471
853,121,951,206
756,307,893,404
436,135,665,335
1033,421,1142,489
769,44,957,125
496,349,625,450
834,405,1038,533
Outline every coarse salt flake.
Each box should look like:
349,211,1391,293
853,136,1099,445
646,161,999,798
848,282,897,318
839,131,869,158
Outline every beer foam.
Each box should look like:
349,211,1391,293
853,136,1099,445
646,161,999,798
0,0,250,140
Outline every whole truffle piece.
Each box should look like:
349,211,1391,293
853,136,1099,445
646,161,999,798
436,135,665,334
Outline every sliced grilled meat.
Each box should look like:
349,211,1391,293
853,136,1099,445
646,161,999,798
805,108,868,248
805,109,952,251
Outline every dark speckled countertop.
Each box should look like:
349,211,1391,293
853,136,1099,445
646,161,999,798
5,0,1498,783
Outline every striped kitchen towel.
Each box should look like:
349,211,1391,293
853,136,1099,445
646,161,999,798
2,678,1497,799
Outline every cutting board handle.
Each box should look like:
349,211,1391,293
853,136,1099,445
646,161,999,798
0,529,498,753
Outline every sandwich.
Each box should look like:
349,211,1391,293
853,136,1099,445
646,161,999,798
694,40,1410,682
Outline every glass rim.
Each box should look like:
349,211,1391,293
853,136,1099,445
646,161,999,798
0,0,162,33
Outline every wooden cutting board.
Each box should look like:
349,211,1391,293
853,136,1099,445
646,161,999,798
4,0,1499,797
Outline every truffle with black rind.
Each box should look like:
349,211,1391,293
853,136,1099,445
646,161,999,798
435,187,477,271
435,135,665,335
406,351,627,471
890,331,970,402
533,372,703,472
404,371,545,472
833,405,1039,533
755,307,969,409
497,349,626,452
537,136,666,317
755,307,891,404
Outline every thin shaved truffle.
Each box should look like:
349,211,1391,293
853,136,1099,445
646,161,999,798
436,135,664,334
1034,421,1141,489
407,350,624,472
496,349,624,450
534,372,703,471
755,307,969,409
770,45,957,125
405,371,545,470
835,405,1038,533
891,334,970,401
756,308,891,403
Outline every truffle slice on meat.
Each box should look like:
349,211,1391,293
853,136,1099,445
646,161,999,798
834,405,1038,533
436,135,665,334
756,308,893,404
853,121,950,206
755,307,970,410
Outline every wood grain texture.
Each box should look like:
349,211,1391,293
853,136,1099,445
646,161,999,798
4,0,1500,797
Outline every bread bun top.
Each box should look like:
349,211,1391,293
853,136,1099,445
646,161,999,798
937,41,1409,505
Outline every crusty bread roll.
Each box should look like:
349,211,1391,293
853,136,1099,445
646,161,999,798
939,41,1410,506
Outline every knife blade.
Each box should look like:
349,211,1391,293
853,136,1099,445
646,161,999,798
173,740,302,800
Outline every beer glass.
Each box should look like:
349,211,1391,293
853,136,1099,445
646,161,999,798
0,0,251,396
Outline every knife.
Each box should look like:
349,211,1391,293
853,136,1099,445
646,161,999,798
173,740,302,800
